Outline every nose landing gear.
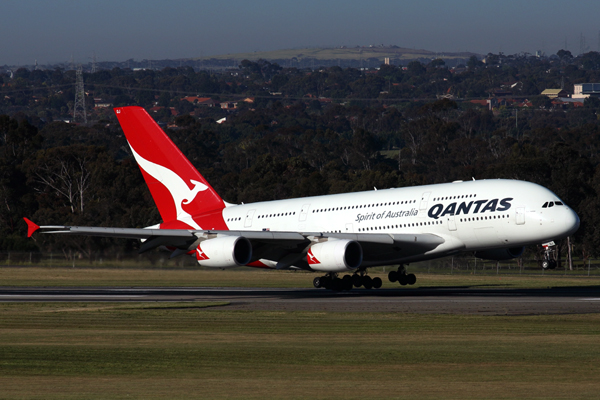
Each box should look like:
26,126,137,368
541,242,558,270
541,259,557,270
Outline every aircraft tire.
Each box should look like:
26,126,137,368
352,274,363,287
388,270,398,282
398,274,408,286
542,260,550,270
313,276,322,288
363,276,373,290
407,274,416,285
342,275,353,291
331,278,343,291
372,277,382,289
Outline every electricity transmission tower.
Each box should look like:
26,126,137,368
580,33,588,55
73,65,87,124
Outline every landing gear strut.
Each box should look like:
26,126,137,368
388,265,417,286
313,270,382,291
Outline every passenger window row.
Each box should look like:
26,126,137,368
312,199,417,213
257,212,296,219
459,215,509,222
433,194,476,201
227,211,298,223
358,220,443,232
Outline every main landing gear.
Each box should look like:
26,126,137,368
388,265,417,286
313,270,383,291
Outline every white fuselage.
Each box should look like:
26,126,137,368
220,179,579,265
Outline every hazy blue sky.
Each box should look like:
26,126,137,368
1,0,599,65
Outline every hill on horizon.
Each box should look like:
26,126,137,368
192,46,480,62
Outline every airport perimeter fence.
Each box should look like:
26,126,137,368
1,251,600,277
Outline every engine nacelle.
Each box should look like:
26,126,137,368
195,236,252,268
307,239,363,272
474,246,524,261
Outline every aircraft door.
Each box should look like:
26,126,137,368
299,204,311,222
244,209,256,228
516,207,525,225
447,215,457,231
419,191,431,211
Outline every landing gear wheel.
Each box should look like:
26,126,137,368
541,260,557,270
313,276,322,288
362,276,373,290
342,275,353,291
352,274,363,288
372,277,383,289
388,270,398,283
542,260,550,270
398,274,408,286
330,278,342,291
406,273,416,285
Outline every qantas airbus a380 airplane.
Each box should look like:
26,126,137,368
25,106,580,290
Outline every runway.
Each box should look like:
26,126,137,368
1,286,599,315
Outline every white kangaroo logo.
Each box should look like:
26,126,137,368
129,146,207,230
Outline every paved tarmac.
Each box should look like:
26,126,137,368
1,286,599,315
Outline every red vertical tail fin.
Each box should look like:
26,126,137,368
114,106,226,230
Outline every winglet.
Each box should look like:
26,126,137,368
23,218,40,237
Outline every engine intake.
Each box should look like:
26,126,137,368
474,246,524,261
307,239,363,272
195,236,252,268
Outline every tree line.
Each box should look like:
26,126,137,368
1,51,600,258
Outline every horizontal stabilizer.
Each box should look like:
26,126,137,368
23,218,40,238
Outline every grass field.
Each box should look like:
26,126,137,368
1,266,600,289
1,270,599,399
0,302,599,399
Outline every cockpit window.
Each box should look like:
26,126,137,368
543,201,564,208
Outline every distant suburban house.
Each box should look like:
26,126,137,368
469,99,498,110
469,99,488,107
94,97,113,108
572,83,600,99
181,96,216,106
553,97,585,108
541,89,568,99
220,101,237,110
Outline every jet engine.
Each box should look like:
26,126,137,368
307,239,363,272
195,236,252,268
474,246,524,261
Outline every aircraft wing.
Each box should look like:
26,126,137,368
25,217,448,267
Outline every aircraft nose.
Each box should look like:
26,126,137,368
564,208,580,236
